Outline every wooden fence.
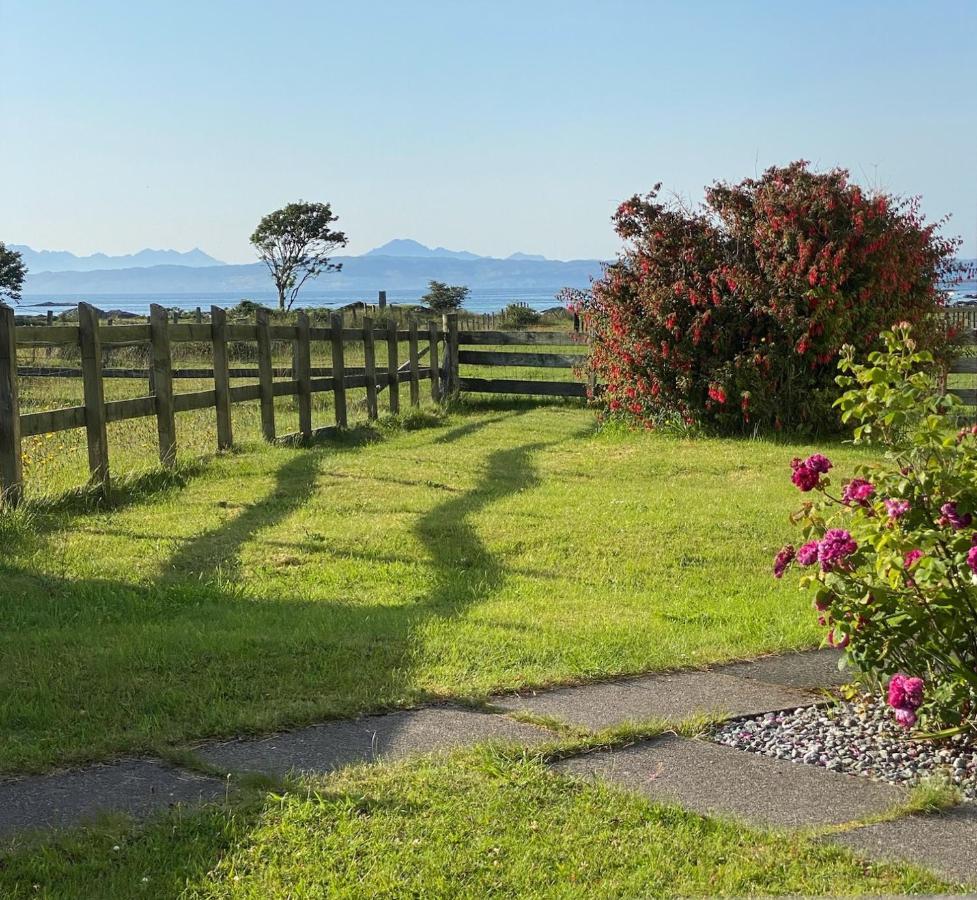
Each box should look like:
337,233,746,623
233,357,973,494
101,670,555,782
455,328,592,398
0,305,599,507
0,303,449,507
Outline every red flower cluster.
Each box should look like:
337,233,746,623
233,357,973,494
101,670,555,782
576,162,960,431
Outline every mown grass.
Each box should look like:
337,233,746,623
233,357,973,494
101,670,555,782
0,397,875,774
0,747,953,898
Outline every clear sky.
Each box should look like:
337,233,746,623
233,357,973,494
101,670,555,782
2,0,975,263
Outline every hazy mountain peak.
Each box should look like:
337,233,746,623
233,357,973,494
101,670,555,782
507,252,548,261
11,244,225,273
364,239,482,260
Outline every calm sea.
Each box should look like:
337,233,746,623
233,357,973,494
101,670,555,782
21,269,977,316
21,288,570,317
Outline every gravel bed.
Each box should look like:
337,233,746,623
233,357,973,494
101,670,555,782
711,699,977,802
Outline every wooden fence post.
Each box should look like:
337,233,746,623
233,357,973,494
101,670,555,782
408,317,420,408
149,304,177,467
296,310,313,439
255,307,276,441
330,312,348,428
78,302,110,498
445,312,460,399
386,318,400,414
211,305,233,450
0,304,23,507
362,315,379,420
428,320,441,403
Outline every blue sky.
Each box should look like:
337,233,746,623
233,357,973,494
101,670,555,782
2,0,975,263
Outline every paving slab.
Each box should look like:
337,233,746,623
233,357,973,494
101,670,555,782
197,705,553,777
553,734,905,828
494,671,815,730
831,805,977,887
716,648,847,689
0,759,225,840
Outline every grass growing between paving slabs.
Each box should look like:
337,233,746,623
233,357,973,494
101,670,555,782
0,747,955,898
1,399,877,774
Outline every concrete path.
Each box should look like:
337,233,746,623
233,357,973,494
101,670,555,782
196,706,552,777
831,805,977,886
1,647,973,889
493,648,841,729
553,733,905,828
0,760,226,840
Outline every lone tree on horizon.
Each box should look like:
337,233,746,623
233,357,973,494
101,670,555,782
0,242,27,305
250,201,348,311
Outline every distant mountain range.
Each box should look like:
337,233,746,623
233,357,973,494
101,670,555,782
12,245,224,273
18,240,604,295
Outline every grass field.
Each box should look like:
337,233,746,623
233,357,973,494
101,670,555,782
0,397,873,774
0,747,952,898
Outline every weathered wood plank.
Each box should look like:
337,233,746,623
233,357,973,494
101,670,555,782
229,384,262,404
949,358,977,374
330,312,348,428
211,306,233,450
168,323,213,342
97,324,151,343
457,330,582,346
104,396,156,423
950,388,977,405
255,308,276,441
295,311,313,438
309,376,336,394
149,304,177,467
0,305,24,505
225,324,259,341
269,324,299,341
338,327,418,343
386,318,400,414
172,389,218,413
20,405,87,437
428,321,441,403
78,302,110,497
14,324,80,345
271,380,300,398
408,318,420,408
363,316,379,420
457,350,582,368
445,313,460,398
458,377,587,398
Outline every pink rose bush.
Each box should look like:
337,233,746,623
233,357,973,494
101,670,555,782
774,324,977,734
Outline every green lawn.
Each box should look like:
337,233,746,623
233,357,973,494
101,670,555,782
0,747,952,898
0,399,873,774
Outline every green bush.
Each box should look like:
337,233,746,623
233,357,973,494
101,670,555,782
777,323,977,734
500,303,541,328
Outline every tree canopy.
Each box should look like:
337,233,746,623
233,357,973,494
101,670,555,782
250,202,348,311
0,242,27,305
421,280,470,312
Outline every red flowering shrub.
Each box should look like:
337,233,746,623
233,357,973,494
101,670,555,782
577,161,959,432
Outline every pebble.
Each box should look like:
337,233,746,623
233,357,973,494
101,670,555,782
711,697,977,802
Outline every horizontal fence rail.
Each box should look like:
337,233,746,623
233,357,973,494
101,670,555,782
454,326,593,399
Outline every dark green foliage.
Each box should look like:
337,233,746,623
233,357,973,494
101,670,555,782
500,303,542,328
0,242,27,304
421,280,470,312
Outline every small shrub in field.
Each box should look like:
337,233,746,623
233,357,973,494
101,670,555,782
576,161,959,433
500,303,541,328
776,324,977,734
